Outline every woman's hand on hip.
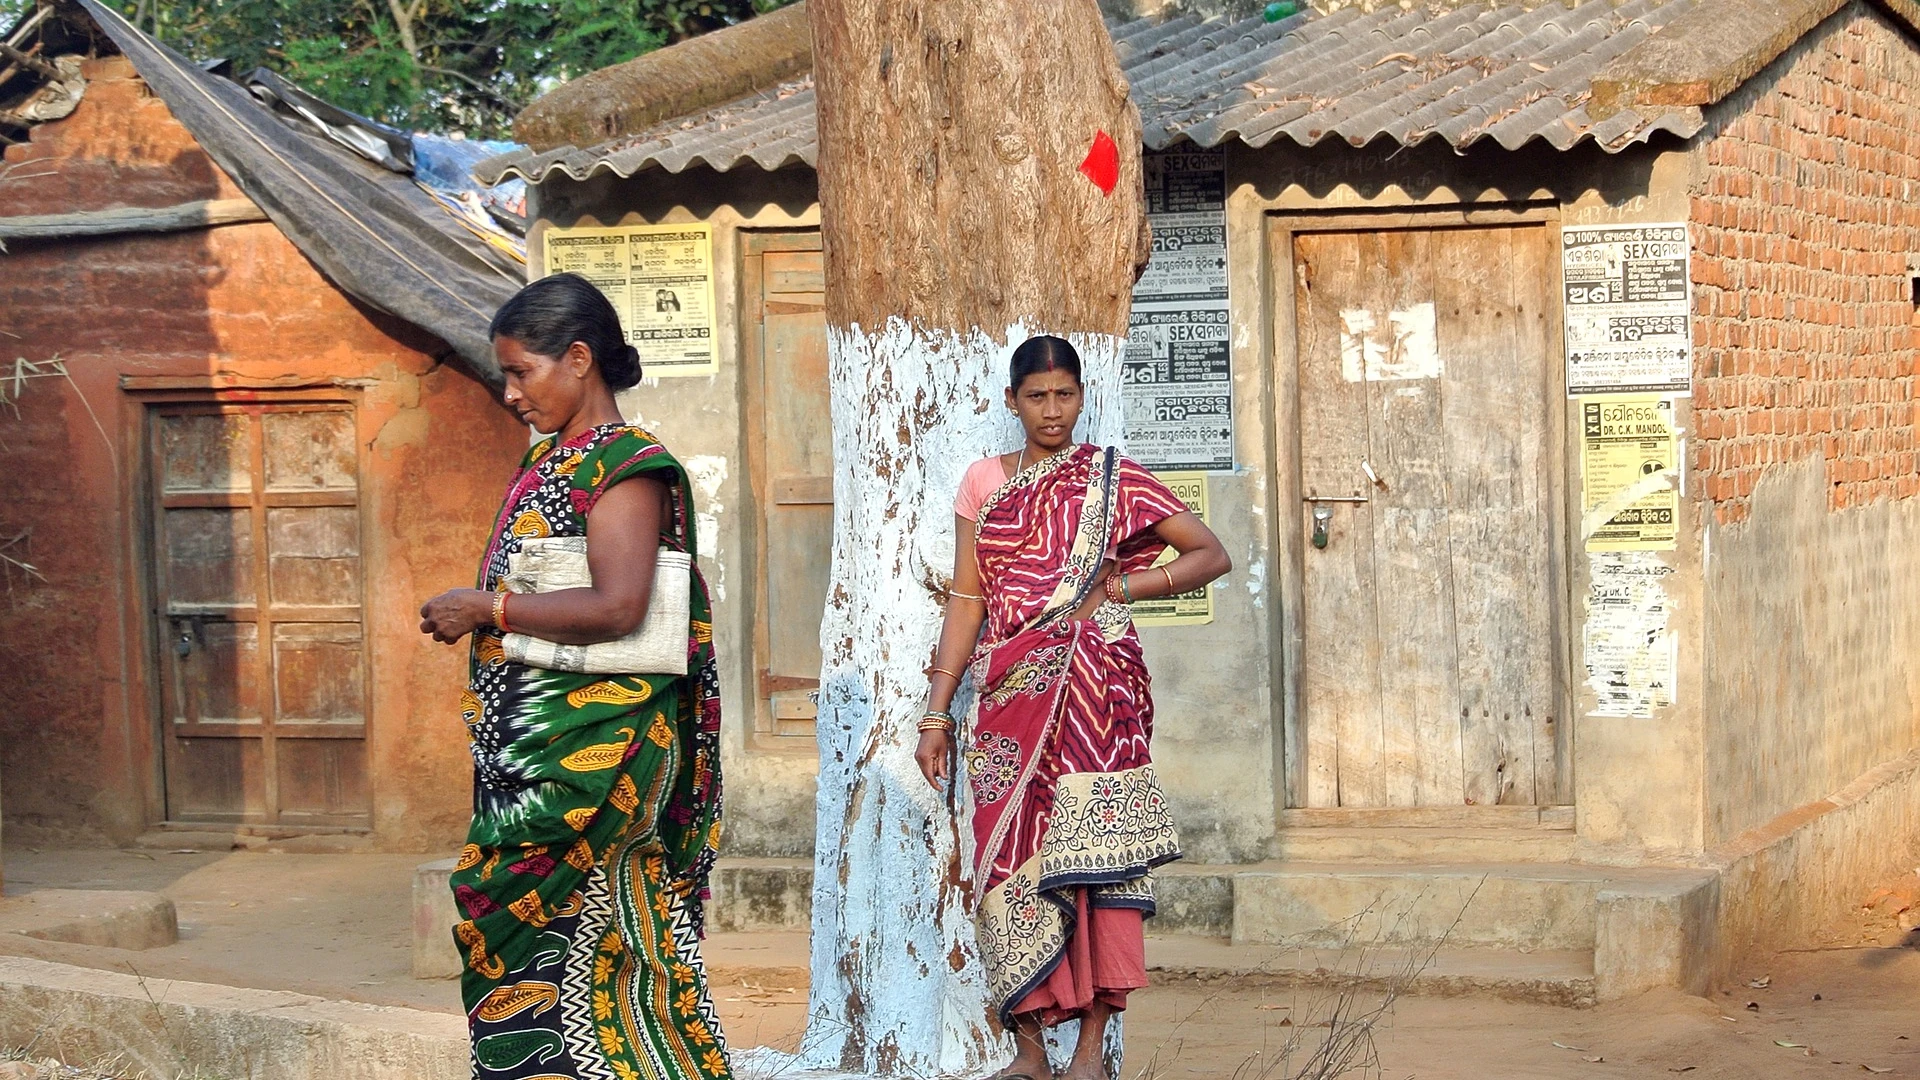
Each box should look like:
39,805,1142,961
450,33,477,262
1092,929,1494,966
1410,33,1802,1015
420,588,492,644
915,730,954,789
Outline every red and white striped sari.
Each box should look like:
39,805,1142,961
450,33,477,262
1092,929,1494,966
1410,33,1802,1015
965,443,1187,1024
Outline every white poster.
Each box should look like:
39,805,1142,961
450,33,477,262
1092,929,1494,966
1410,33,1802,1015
1124,150,1234,473
543,222,718,377
1583,552,1677,718
1562,224,1692,397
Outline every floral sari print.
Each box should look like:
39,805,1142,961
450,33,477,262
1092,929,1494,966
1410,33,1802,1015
453,423,730,1080
966,443,1188,1024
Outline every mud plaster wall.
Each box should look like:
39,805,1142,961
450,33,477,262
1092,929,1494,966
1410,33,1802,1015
529,166,822,858
0,57,525,850
1690,7,1920,846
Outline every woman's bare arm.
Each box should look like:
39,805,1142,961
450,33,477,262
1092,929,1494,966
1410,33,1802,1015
419,476,670,645
916,516,989,787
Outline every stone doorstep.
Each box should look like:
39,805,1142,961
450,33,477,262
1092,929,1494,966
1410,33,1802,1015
412,858,1712,1004
0,956,464,1080
1144,937,1598,1009
0,891,178,951
134,826,375,854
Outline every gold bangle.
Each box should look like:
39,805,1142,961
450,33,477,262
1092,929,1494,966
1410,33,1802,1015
917,716,956,733
947,588,985,602
1160,565,1177,595
926,666,963,683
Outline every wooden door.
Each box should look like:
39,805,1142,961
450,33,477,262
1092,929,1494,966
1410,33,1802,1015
1290,224,1563,809
746,234,833,739
151,403,369,826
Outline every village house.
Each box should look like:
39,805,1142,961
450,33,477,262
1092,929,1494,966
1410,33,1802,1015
478,0,1920,997
0,0,526,854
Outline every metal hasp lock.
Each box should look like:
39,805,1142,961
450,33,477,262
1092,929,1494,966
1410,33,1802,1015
170,614,205,658
1304,494,1368,550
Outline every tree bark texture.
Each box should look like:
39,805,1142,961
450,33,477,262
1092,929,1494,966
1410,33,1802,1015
798,2,1148,1076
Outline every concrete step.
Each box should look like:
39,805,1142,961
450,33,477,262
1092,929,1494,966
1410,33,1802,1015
413,856,1718,1003
1271,826,1577,864
134,825,373,854
0,890,179,951
1145,936,1597,1008
696,932,1599,1007
1230,861,1710,951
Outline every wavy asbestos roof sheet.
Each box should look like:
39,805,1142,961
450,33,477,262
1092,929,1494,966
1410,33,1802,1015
477,0,1705,186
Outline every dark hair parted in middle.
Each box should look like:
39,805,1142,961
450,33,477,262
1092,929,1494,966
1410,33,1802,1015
489,273,642,389
1008,335,1083,391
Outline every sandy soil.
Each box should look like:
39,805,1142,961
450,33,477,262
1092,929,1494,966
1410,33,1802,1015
4,847,1918,1078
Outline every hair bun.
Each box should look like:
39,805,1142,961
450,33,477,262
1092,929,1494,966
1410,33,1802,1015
601,342,643,389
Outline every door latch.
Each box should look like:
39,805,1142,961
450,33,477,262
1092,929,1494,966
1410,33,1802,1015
170,615,205,658
1303,494,1367,551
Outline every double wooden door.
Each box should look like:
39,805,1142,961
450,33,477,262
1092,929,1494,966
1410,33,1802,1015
1287,222,1567,810
150,402,369,826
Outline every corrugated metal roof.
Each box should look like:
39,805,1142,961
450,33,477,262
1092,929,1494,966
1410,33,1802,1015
478,0,1708,186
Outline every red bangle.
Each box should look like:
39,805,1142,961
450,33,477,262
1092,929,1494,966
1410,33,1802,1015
493,590,511,634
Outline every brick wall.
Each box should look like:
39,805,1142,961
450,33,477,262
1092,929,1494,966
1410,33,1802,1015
1689,5,1920,524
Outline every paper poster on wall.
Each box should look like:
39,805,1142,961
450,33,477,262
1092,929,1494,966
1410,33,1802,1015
1583,552,1676,718
1581,395,1678,552
1562,224,1692,396
1131,472,1213,627
1124,150,1234,473
543,223,718,377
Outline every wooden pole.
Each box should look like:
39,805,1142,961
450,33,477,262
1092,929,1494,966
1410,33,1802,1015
0,198,268,244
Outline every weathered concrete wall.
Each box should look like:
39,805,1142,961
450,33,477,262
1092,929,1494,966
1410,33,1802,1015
0,57,524,851
0,956,465,1080
1688,6,1920,845
1701,459,1920,844
531,166,822,858
1708,748,1920,982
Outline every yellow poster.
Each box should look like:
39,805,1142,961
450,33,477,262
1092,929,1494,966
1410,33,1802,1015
1581,395,1678,552
1131,471,1213,627
542,222,717,377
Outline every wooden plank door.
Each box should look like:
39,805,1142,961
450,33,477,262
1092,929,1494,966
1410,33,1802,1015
152,403,369,826
746,234,833,739
1291,224,1562,809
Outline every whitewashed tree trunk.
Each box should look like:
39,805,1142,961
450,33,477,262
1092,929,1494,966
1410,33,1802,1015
792,2,1150,1077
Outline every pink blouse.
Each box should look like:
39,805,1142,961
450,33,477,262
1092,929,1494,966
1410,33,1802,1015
956,451,1130,561
954,456,1012,522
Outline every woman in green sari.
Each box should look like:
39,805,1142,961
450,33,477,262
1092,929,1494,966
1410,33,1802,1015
419,273,729,1080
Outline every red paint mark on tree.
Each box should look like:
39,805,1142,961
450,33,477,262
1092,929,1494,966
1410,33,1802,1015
1079,130,1119,195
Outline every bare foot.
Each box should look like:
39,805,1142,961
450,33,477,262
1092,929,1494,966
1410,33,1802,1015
995,1014,1051,1080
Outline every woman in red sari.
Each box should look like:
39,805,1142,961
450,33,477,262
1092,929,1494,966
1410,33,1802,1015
916,335,1231,1080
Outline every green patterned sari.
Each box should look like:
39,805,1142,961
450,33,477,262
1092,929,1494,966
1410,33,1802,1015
451,423,729,1080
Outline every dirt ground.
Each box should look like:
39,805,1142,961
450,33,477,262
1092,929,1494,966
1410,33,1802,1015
3,846,1918,1078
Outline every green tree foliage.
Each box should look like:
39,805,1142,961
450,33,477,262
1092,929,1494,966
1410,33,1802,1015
0,0,790,135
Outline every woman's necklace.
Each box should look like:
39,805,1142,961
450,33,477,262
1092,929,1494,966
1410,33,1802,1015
1015,442,1069,474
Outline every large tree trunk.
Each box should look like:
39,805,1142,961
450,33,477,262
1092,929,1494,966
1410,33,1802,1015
800,2,1148,1076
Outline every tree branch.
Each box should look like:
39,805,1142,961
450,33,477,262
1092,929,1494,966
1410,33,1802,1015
418,64,517,108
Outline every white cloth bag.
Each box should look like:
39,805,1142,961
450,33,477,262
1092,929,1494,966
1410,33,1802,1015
498,536,691,675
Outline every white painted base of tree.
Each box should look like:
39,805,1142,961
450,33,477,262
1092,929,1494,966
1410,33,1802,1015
782,318,1127,1078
